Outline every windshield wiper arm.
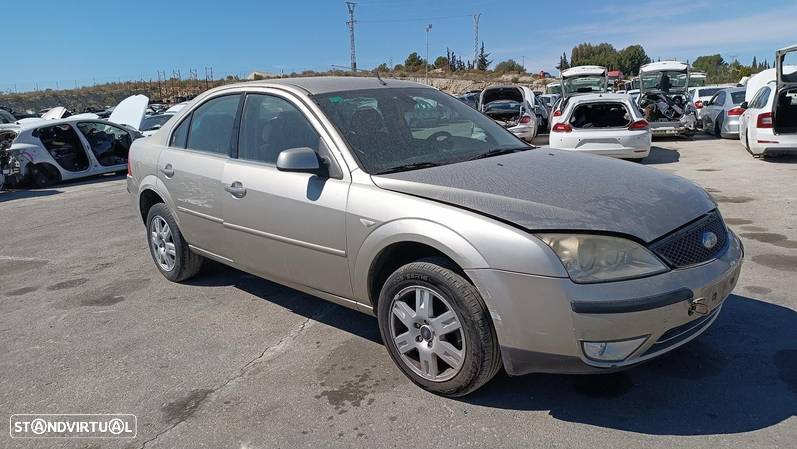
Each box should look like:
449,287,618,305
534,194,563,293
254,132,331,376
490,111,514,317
467,147,530,161
375,162,440,175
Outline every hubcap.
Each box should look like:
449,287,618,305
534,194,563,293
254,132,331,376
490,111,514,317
389,286,466,382
150,216,176,272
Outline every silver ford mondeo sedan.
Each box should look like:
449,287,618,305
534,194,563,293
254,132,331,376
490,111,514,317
127,77,743,396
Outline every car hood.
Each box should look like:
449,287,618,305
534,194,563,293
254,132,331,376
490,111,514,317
371,150,716,243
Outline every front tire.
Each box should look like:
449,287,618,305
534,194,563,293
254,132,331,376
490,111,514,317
377,258,501,397
146,203,204,282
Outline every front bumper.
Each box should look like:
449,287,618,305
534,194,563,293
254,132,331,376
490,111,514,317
466,231,743,376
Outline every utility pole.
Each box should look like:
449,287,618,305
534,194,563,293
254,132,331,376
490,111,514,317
345,2,357,72
425,24,432,85
473,13,481,66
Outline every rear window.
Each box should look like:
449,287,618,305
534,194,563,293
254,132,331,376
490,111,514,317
730,91,746,104
699,88,721,98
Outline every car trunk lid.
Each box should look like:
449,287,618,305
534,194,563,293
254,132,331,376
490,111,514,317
774,44,797,134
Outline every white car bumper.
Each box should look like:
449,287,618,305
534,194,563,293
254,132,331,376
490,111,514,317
549,129,651,159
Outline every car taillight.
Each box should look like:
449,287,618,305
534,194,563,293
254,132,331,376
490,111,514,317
553,109,562,117
727,107,744,116
756,112,773,128
628,119,649,130
552,123,572,133
694,100,703,109
519,114,532,124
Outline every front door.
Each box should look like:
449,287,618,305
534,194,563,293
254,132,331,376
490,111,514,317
221,92,352,298
158,93,242,257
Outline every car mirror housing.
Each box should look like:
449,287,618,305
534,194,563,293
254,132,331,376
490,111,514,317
740,101,748,109
276,147,321,173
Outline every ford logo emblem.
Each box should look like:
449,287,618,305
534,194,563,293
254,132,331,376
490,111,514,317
701,231,718,249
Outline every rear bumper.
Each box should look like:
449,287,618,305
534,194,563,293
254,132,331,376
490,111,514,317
721,119,740,138
508,124,536,141
548,130,651,159
467,231,743,376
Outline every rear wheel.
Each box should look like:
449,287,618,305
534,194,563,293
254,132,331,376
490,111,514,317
377,258,501,397
146,203,204,282
30,164,60,188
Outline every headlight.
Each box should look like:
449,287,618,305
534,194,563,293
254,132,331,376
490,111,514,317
537,234,667,283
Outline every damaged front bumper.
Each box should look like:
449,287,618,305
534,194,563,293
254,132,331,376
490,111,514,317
466,231,743,376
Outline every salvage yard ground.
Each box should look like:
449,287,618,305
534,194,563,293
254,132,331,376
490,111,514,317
1,136,795,449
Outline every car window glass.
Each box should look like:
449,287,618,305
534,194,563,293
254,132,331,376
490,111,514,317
37,124,90,172
730,91,746,105
314,87,522,174
714,91,726,105
76,122,131,167
238,94,320,164
141,114,173,132
186,94,241,155
170,116,190,148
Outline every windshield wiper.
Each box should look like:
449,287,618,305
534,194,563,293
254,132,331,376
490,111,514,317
375,162,440,175
467,147,530,161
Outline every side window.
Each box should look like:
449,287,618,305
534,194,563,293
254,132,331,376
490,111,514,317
37,124,90,172
755,87,772,109
238,94,320,164
714,91,726,106
76,122,132,167
186,94,241,155
170,116,189,148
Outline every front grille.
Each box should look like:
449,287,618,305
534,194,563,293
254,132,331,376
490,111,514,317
650,210,728,268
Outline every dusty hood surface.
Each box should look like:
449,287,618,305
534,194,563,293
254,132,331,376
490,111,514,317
372,150,716,242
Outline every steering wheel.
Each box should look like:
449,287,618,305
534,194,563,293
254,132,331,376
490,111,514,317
426,131,454,151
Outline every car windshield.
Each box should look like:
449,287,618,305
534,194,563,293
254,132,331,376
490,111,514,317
641,71,688,92
698,88,721,98
313,87,527,174
562,76,606,95
140,114,173,131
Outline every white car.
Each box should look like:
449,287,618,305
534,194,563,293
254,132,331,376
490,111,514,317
738,44,797,158
0,97,146,188
689,85,726,128
637,61,695,137
479,85,538,141
548,93,651,160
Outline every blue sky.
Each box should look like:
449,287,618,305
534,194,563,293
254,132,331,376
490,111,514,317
2,0,793,92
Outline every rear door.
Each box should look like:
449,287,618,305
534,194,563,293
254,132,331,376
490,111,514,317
221,91,352,297
157,93,242,258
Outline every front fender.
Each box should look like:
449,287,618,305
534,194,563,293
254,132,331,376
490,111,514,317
351,218,488,304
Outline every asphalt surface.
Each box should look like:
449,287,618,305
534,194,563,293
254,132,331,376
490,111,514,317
1,134,795,449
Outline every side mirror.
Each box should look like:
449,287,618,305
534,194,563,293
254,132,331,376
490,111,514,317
740,101,748,109
276,147,320,173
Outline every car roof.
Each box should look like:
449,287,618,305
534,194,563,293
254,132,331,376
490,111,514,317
227,76,430,95
9,117,112,132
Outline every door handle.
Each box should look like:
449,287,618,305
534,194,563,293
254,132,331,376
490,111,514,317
160,164,174,177
224,181,247,198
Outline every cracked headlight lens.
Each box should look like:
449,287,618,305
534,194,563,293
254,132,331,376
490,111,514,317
538,234,667,283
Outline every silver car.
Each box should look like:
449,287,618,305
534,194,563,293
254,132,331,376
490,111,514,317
127,77,743,396
701,87,747,138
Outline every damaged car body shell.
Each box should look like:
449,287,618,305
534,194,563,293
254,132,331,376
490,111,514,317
478,85,538,142
637,61,696,137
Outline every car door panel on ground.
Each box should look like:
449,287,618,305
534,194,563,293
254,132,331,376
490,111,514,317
222,92,352,298
157,93,242,257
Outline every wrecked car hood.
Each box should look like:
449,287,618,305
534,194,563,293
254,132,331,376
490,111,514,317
109,94,149,130
371,150,715,243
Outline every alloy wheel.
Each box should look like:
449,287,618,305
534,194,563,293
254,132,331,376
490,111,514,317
388,286,466,382
150,216,176,272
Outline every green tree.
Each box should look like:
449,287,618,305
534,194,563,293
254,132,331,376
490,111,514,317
494,59,525,74
570,42,618,69
476,42,491,71
751,56,757,70
616,45,651,76
375,63,389,72
692,54,726,75
556,52,570,71
404,52,425,71
434,56,449,69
